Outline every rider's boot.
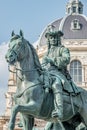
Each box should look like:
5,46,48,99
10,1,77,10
52,84,63,119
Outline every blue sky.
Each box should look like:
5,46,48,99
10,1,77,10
0,0,87,115
0,0,86,44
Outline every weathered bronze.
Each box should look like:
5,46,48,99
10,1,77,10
42,28,80,120
5,30,87,130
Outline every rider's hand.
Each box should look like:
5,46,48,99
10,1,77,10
44,56,54,64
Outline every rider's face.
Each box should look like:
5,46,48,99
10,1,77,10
49,36,57,46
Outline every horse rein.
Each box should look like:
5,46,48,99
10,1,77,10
8,64,41,98
8,64,41,73
7,62,47,98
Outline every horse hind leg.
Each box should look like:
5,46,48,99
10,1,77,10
80,111,87,129
63,122,76,130
79,103,87,129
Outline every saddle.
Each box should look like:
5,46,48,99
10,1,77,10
38,71,53,90
38,70,81,95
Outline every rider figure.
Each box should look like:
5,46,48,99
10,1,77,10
42,25,80,119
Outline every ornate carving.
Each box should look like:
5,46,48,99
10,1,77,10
71,55,87,64
64,41,87,46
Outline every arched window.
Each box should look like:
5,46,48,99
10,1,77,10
70,60,82,84
72,6,76,13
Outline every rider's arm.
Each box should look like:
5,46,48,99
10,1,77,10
54,47,70,69
41,53,49,70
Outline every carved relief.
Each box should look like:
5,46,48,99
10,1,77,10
71,55,87,64
63,41,87,46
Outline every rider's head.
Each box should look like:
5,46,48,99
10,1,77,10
45,25,64,46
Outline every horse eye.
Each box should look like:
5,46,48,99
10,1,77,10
50,36,53,39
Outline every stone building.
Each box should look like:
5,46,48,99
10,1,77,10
0,0,87,129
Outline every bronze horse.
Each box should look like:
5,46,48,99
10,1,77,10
5,31,87,130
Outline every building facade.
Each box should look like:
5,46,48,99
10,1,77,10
0,0,87,129
37,0,87,88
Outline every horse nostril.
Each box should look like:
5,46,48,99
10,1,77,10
10,55,13,58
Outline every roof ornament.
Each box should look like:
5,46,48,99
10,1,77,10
69,0,79,3
76,0,79,2
47,25,56,33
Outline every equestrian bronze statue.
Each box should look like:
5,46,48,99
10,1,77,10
5,30,87,130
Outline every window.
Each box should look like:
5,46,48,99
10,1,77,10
71,19,81,30
74,22,77,29
78,7,82,14
72,6,76,13
68,8,70,14
70,60,82,84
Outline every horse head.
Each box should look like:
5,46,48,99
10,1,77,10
5,30,29,65
5,30,42,80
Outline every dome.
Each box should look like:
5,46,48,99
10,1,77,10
62,14,87,39
38,14,87,46
38,0,86,47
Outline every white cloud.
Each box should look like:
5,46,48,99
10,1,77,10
0,43,9,115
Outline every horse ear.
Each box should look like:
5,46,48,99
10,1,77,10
11,31,15,37
20,30,24,37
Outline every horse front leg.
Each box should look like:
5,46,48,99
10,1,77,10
21,114,34,130
8,104,20,130
8,101,39,130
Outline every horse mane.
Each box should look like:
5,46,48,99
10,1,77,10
10,34,42,72
26,40,42,72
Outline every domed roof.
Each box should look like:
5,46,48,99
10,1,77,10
38,14,87,46
62,14,87,39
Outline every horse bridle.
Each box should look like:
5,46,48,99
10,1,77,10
8,64,42,98
8,63,41,81
9,41,25,61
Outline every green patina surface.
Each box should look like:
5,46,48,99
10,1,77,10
5,30,87,130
